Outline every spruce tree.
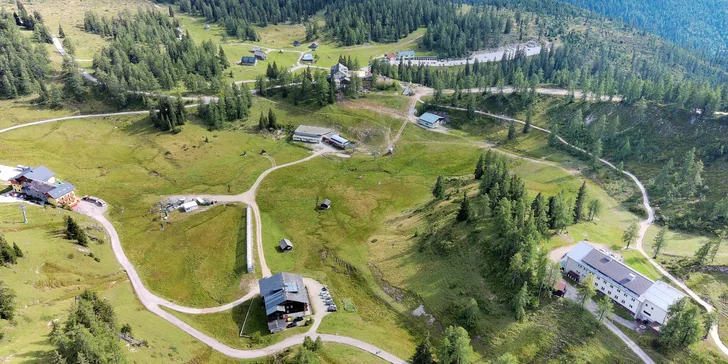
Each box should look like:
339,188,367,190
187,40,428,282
258,111,267,130
653,226,668,258
58,24,65,38
433,176,445,200
523,108,532,133
457,192,470,222
573,181,587,222
507,120,516,140
267,108,277,129
474,154,484,180
218,46,229,69
411,335,434,364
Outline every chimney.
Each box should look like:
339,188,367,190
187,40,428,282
627,273,636,282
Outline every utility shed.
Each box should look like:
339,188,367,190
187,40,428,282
319,199,331,210
180,201,198,212
418,113,444,128
279,239,293,252
254,50,268,60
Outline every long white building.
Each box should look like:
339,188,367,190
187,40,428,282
561,241,686,325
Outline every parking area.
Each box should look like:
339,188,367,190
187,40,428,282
0,164,22,182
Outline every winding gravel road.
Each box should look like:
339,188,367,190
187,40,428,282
2,36,720,362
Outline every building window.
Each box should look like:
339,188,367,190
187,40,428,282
631,298,635,302
610,285,613,288
629,305,633,308
644,311,651,317
608,291,611,295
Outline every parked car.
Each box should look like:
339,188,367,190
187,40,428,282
286,322,298,328
327,306,338,312
294,316,304,322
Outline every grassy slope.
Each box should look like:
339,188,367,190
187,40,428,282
0,204,208,362
0,110,309,307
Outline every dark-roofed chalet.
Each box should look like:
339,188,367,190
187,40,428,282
581,250,652,296
253,50,268,60
259,272,311,333
240,56,257,66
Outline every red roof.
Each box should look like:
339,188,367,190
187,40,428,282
556,280,567,291
385,54,395,59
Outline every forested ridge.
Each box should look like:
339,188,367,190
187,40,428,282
84,9,229,101
556,0,728,53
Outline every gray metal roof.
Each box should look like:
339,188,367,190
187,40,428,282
280,239,293,249
419,113,443,124
301,53,314,61
259,272,309,316
24,180,55,194
329,135,349,144
294,125,334,137
397,50,415,56
241,56,257,63
47,182,75,199
13,165,55,182
582,249,653,296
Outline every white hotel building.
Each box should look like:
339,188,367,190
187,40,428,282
560,241,686,325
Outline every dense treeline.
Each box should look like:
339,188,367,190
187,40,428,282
160,0,327,40
372,40,728,113
150,97,187,132
51,290,127,363
0,12,50,99
197,82,253,129
425,151,597,319
558,0,728,53
324,0,454,45
85,10,228,98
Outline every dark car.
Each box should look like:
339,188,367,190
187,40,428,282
327,306,338,312
286,322,298,328
294,316,304,322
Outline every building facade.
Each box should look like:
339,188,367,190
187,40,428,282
10,166,78,208
418,113,444,128
561,241,686,325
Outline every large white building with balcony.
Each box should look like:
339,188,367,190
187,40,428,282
560,241,686,325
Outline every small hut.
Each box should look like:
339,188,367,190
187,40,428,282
319,199,331,210
279,239,293,252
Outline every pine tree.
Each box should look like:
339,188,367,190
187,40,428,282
456,192,470,222
653,226,668,258
577,274,595,307
168,6,175,17
587,199,602,221
622,221,639,248
596,295,613,322
58,24,65,38
573,181,587,222
433,176,445,200
12,242,23,258
466,93,476,119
